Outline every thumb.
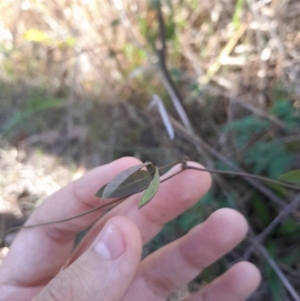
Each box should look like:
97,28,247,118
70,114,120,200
33,217,142,301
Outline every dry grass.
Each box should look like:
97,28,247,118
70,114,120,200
0,0,299,104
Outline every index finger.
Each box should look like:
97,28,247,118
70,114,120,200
0,157,142,287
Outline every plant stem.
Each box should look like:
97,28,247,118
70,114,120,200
6,197,124,233
185,166,300,191
6,162,300,234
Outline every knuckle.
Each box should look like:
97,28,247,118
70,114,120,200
47,278,68,301
38,275,76,301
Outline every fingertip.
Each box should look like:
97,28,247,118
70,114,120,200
186,161,213,189
209,208,249,240
160,161,212,200
193,261,261,301
221,261,261,299
234,261,262,291
110,157,143,169
165,161,212,185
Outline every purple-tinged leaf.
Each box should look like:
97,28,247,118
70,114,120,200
96,170,152,199
102,162,152,199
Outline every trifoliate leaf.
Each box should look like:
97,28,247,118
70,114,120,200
96,170,152,199
96,170,151,199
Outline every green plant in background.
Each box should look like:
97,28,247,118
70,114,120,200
24,28,76,48
271,100,300,129
206,100,300,299
244,141,294,178
223,113,295,178
265,241,284,301
232,0,246,29
224,115,270,149
1,96,65,137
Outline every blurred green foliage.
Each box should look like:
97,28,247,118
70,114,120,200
233,0,246,29
271,100,300,129
2,98,64,137
222,101,298,178
245,141,294,178
224,115,270,149
149,98,300,298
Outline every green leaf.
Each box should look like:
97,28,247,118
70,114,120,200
252,197,271,224
278,218,300,235
110,19,120,27
139,166,160,208
264,241,283,301
278,170,300,184
244,141,294,178
96,170,152,199
102,162,151,199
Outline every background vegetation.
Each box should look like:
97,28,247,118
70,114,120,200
0,0,300,300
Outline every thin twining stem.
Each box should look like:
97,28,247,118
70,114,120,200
242,193,300,261
6,198,124,234
6,163,300,233
248,227,300,301
158,162,300,191
6,168,183,233
185,166,300,191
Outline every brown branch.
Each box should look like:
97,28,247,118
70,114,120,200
6,197,124,234
155,1,194,134
168,115,287,207
243,194,300,261
6,161,299,235
186,166,300,191
232,98,300,134
247,227,300,301
5,169,183,235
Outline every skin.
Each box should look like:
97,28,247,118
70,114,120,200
0,157,261,301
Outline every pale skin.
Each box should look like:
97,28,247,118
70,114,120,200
0,157,261,301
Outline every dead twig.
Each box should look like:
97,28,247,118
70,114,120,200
168,115,287,208
232,98,300,134
243,194,300,261
199,22,248,86
248,227,300,301
155,1,194,135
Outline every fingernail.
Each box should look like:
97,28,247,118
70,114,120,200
94,222,126,260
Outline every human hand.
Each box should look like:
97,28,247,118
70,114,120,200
0,157,261,301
